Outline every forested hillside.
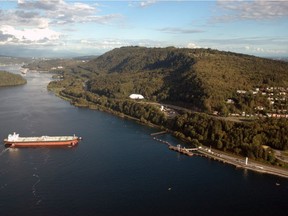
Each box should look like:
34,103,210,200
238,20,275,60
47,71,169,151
46,46,288,166
0,71,27,87
82,47,288,113
25,58,87,72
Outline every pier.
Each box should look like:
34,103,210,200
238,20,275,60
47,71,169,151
151,135,288,178
169,145,193,156
150,131,167,136
152,137,194,157
152,137,171,145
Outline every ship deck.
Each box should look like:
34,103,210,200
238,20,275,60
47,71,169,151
12,136,77,142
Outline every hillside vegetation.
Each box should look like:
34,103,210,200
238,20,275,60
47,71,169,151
81,47,288,113
0,71,27,87
46,46,288,166
25,58,88,72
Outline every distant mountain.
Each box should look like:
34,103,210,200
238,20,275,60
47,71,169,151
0,56,32,65
83,46,288,112
25,58,88,72
73,55,99,61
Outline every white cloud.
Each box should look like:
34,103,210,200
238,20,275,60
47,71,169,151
140,0,158,8
245,45,250,50
187,43,201,49
193,36,288,56
0,0,122,56
215,0,288,21
16,0,121,25
244,45,287,55
0,10,49,28
0,25,60,44
198,36,288,47
80,38,129,50
158,27,204,34
78,38,169,52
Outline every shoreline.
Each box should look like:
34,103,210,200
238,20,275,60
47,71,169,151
196,147,288,179
49,88,288,179
152,133,288,179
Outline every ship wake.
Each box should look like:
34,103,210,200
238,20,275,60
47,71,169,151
0,148,9,156
32,173,42,206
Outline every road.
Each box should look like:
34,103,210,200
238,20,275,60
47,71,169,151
143,101,288,178
140,101,248,122
196,147,288,178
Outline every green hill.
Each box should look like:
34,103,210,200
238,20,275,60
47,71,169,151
47,47,288,165
0,71,27,87
83,46,288,113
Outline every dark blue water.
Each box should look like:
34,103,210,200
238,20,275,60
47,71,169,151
0,66,287,216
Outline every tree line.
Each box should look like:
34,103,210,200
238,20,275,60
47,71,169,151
44,46,288,167
79,46,288,114
35,46,288,115
171,112,287,166
48,76,288,167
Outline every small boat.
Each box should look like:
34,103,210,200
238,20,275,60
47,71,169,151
20,68,28,74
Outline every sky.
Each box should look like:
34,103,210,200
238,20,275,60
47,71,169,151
0,0,287,58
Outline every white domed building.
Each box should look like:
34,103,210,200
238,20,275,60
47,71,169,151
129,94,144,100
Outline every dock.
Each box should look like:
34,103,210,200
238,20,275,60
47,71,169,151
150,131,167,136
151,135,288,178
152,137,194,157
169,145,193,156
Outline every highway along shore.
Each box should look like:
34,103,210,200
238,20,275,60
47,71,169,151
151,131,288,179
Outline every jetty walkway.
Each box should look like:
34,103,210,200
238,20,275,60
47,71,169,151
150,131,167,136
151,132,288,179
152,137,194,156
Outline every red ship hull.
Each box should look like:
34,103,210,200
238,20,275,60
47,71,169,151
5,140,78,148
4,133,81,148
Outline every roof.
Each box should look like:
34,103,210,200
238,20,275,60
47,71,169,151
129,94,144,99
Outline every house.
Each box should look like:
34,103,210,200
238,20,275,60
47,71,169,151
237,90,246,94
226,99,235,104
129,94,144,100
255,106,264,110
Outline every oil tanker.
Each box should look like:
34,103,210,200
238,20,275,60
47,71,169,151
4,132,81,148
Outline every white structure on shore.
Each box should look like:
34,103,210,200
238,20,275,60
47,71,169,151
245,157,248,165
129,94,144,100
